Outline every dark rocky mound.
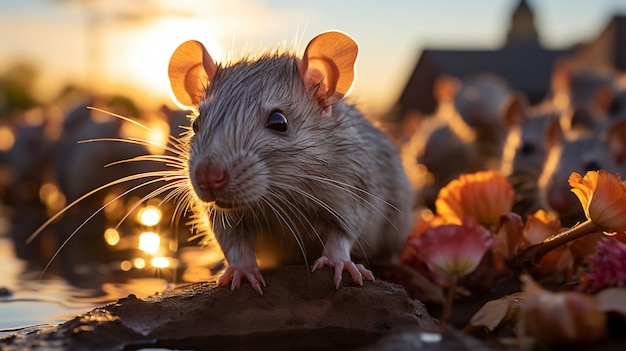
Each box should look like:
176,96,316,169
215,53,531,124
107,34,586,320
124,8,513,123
0,266,493,350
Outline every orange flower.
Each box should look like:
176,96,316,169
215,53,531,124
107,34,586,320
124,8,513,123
569,170,626,233
523,210,562,245
524,210,572,278
435,171,514,229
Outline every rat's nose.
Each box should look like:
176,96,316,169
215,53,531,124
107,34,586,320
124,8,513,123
195,163,229,190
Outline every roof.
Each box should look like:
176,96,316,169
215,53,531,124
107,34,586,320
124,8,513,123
398,46,570,116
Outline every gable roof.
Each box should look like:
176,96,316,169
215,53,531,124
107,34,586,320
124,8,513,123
398,47,570,116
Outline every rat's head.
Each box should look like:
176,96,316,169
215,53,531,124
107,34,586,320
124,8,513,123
167,32,358,210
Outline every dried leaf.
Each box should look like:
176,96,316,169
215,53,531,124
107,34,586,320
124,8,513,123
467,292,526,332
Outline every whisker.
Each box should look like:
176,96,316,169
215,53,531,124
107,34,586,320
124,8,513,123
86,106,192,155
281,184,359,240
259,196,309,268
299,174,406,215
90,107,193,157
112,176,192,231
29,163,186,242
270,187,324,248
78,137,188,160
281,173,407,242
36,173,178,277
277,183,376,266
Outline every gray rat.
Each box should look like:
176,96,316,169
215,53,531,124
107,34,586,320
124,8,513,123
167,31,413,294
539,118,626,226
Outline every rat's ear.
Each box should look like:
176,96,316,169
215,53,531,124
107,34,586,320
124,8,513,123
500,92,528,127
433,74,460,103
168,40,217,110
544,113,564,151
299,31,358,108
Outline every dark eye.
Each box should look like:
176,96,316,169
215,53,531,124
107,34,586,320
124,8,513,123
265,111,288,132
520,142,535,156
192,118,200,133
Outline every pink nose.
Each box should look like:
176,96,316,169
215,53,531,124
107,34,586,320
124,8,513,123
195,164,228,190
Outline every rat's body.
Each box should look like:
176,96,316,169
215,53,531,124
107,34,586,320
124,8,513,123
168,32,412,294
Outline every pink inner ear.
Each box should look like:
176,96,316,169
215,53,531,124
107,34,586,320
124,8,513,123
302,67,330,108
321,105,332,118
305,67,325,90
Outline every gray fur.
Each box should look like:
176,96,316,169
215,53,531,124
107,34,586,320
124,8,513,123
187,54,413,269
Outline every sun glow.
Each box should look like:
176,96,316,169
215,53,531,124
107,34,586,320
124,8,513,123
106,16,224,106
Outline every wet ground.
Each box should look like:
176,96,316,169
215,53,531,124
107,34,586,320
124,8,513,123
0,206,222,338
0,235,181,335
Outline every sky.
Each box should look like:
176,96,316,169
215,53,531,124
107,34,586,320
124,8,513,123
1,0,626,115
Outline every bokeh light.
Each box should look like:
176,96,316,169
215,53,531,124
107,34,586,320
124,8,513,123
120,260,132,271
151,256,170,268
103,228,121,246
138,206,162,227
138,231,160,254
0,127,15,151
134,258,146,269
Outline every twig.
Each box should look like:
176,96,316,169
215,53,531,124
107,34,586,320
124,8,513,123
507,220,600,271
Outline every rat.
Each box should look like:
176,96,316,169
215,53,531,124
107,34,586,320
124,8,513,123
502,101,562,218
539,118,626,226
167,31,413,294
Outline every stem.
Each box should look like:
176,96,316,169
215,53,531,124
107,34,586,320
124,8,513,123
508,219,599,271
439,276,458,332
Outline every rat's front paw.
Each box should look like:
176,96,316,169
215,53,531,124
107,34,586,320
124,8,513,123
311,256,375,290
218,265,267,295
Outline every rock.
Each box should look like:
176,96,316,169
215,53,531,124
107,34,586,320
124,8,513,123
0,266,493,350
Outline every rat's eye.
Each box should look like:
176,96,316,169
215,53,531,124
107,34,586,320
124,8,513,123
265,111,288,133
520,142,535,156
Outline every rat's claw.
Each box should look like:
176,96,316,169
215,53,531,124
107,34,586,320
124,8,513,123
246,269,267,295
218,266,236,287
333,261,345,289
312,256,374,289
343,261,362,286
311,256,331,272
218,265,266,295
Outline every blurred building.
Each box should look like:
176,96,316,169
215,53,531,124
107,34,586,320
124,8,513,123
398,0,626,117
566,15,626,73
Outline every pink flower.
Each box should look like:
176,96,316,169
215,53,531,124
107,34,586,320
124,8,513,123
407,217,496,279
579,238,626,293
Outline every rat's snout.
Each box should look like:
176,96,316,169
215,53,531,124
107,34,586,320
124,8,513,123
195,163,229,191
192,161,230,203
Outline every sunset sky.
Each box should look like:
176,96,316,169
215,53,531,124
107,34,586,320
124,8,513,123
1,0,626,115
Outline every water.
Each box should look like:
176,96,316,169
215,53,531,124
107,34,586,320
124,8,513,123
0,211,222,337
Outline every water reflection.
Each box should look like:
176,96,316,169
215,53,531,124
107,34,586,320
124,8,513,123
0,217,224,332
